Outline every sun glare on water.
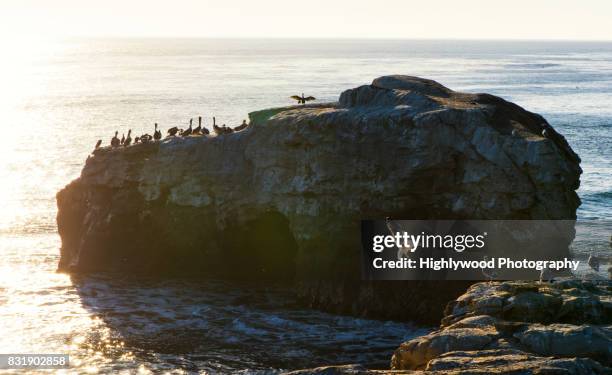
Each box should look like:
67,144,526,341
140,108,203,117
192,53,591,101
0,37,72,234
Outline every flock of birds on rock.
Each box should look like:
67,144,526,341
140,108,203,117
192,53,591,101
95,93,317,151
95,116,249,151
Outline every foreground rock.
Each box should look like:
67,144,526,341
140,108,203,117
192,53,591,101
391,279,612,374
56,75,581,322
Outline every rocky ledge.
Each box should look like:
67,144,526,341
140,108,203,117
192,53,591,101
288,279,612,374
56,75,581,322
391,279,612,374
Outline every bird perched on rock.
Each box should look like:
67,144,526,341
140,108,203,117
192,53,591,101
181,119,193,136
120,133,125,145
167,126,179,137
234,119,248,132
193,116,202,134
140,134,152,143
124,130,132,146
111,131,120,147
153,123,162,141
134,137,140,144
213,124,233,135
94,139,102,151
213,123,223,134
588,253,600,272
290,93,316,105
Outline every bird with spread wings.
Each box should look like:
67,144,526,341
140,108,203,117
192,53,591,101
290,93,316,105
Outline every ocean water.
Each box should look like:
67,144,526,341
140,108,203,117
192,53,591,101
0,38,610,373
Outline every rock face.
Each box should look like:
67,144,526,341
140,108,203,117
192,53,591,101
56,75,581,322
391,279,612,374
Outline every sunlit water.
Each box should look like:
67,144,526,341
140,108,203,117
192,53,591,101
0,39,610,373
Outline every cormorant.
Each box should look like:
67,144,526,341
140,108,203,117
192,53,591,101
153,123,162,140
111,131,120,147
134,137,140,144
124,130,132,146
167,126,179,137
290,93,316,105
234,119,248,131
120,133,125,145
94,139,102,150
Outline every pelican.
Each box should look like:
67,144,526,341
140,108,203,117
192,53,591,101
153,123,162,140
111,131,120,147
213,123,223,135
181,119,193,136
124,130,132,146
167,126,179,137
140,133,152,143
234,119,248,132
290,93,316,105
193,116,202,134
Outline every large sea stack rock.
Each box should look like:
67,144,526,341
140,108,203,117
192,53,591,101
56,76,581,323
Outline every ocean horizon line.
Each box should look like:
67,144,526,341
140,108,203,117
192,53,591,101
17,35,612,43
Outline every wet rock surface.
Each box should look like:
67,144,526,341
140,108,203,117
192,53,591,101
391,279,612,374
57,76,581,322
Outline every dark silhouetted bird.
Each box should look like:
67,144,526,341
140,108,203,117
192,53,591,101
181,121,192,137
111,131,120,147
140,134,152,143
167,126,179,136
154,123,162,140
234,119,248,131
94,139,102,150
124,130,132,146
194,116,202,134
290,93,316,105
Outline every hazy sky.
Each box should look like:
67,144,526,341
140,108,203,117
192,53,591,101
1,0,612,40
